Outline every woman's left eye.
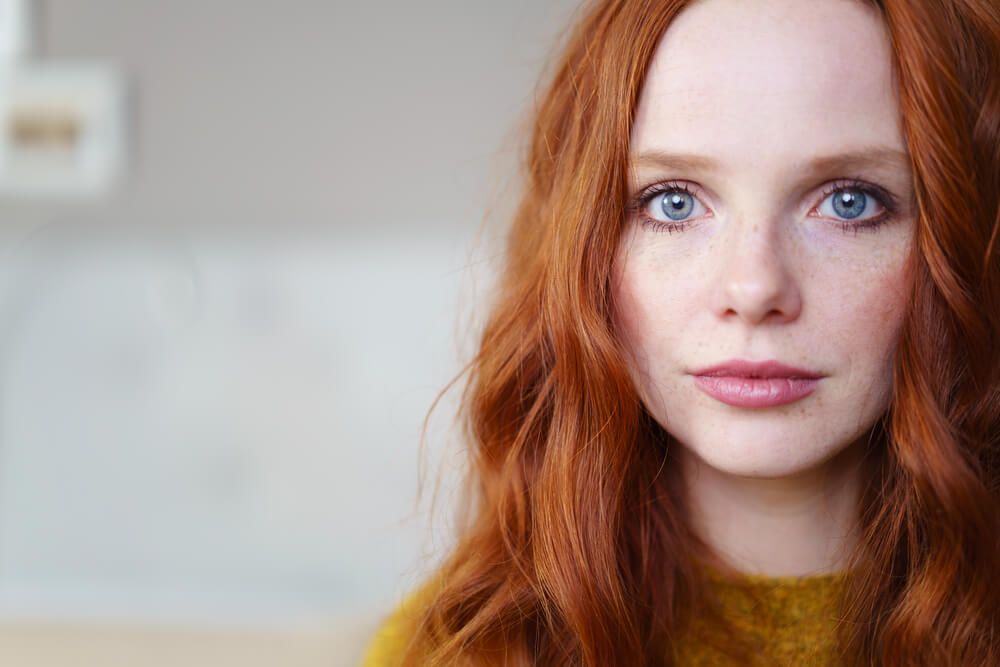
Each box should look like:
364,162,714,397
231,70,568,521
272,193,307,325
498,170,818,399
810,181,898,233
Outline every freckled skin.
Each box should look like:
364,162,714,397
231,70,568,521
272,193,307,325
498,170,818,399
613,0,916,575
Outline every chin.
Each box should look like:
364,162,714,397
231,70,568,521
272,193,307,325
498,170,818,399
693,452,828,479
676,431,844,480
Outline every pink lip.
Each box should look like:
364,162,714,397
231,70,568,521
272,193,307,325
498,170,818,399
689,359,824,408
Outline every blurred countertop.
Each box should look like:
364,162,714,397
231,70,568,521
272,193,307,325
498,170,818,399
0,613,380,667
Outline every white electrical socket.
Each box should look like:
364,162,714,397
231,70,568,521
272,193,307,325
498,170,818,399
0,62,126,198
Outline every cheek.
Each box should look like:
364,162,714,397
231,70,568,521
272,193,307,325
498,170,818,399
613,253,689,386
612,250,650,373
822,248,914,367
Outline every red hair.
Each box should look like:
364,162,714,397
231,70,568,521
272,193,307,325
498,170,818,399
404,0,1000,664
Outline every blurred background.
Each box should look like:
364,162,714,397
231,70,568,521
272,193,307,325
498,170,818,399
0,1,583,664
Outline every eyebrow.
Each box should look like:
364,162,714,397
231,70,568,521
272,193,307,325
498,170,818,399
631,147,911,176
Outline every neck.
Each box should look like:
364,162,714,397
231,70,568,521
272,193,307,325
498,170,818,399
680,435,867,577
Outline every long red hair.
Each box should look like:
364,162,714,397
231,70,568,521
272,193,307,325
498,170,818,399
404,0,1000,664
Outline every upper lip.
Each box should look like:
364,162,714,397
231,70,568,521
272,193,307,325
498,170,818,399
690,359,823,379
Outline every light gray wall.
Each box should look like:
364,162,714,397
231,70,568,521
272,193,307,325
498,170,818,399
19,0,583,237
0,0,583,622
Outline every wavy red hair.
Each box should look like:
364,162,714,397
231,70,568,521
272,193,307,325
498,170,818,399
403,0,1000,664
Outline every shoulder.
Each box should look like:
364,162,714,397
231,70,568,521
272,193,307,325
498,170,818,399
361,578,441,667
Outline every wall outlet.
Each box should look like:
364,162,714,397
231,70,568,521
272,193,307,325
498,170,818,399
0,62,126,198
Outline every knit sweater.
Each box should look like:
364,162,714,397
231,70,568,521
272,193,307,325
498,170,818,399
361,568,845,666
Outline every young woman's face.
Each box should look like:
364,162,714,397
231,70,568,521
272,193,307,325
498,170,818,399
614,0,916,478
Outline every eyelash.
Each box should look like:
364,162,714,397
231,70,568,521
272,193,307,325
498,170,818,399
629,179,900,236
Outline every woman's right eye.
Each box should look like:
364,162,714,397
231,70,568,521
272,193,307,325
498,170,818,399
640,183,710,228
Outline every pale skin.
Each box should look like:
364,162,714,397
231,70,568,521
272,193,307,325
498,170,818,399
613,0,916,576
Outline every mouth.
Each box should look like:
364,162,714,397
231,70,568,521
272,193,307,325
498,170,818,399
687,359,824,408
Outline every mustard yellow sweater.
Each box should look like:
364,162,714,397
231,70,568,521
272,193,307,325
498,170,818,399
362,568,845,666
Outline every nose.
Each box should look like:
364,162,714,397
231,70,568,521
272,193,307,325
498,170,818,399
712,220,802,326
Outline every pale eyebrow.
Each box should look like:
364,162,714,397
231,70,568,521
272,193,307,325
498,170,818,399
631,147,911,177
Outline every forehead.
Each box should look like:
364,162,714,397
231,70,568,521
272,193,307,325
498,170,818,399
631,0,905,172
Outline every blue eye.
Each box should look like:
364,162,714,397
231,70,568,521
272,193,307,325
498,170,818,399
660,191,693,220
645,184,707,223
818,186,882,222
814,181,899,233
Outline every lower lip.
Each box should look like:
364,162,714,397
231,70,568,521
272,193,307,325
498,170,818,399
692,375,820,407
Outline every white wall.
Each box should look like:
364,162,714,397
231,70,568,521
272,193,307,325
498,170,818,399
0,0,583,627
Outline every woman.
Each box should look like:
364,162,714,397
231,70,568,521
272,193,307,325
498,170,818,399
364,0,1000,664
